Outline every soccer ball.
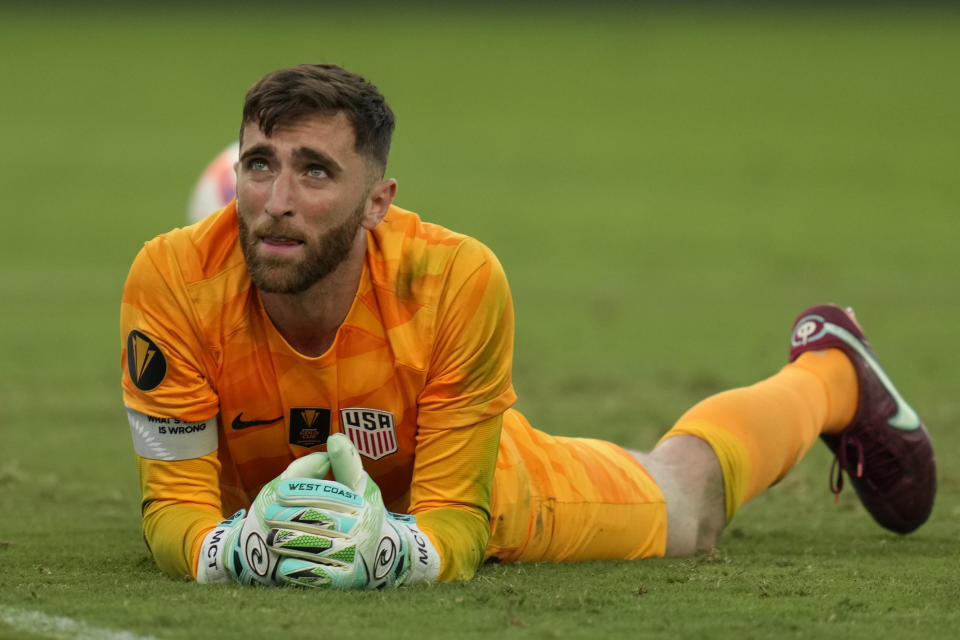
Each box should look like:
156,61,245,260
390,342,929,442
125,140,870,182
186,141,239,224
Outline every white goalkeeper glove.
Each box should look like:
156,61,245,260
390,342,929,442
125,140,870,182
196,434,440,588
266,433,441,588
196,452,335,586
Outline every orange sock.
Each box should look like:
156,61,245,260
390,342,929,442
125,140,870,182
659,349,858,521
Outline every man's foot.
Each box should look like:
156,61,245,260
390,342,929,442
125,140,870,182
789,304,936,534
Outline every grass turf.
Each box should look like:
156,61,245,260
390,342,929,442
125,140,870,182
1,3,958,639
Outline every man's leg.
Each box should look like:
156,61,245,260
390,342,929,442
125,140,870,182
487,417,670,563
629,346,855,556
631,305,936,556
631,435,726,556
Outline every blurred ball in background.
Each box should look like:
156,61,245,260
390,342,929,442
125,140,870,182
186,141,238,224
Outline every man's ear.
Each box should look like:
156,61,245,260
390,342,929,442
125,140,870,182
360,178,397,230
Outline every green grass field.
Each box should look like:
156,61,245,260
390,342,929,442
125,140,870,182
1,3,958,638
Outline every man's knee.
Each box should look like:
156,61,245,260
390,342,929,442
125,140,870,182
631,435,726,557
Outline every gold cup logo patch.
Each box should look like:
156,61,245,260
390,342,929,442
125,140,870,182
127,330,167,391
289,408,331,448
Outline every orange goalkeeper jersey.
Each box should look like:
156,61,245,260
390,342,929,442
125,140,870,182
123,203,668,583
121,203,516,581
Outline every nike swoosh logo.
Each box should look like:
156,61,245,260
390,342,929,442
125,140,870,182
825,323,922,431
232,413,284,430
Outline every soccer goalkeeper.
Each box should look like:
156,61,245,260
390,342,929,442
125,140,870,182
121,64,936,588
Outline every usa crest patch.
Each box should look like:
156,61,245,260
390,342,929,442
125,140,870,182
340,408,398,460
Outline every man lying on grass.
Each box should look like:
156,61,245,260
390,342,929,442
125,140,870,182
121,64,935,588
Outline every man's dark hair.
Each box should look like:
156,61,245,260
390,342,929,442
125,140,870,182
241,64,395,173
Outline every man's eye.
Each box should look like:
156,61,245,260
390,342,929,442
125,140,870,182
307,166,327,179
247,158,269,171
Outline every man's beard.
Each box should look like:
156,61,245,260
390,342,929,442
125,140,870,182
237,204,364,295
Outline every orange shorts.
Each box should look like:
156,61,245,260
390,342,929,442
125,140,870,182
486,410,667,563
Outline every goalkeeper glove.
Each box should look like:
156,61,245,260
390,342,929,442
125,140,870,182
196,434,441,588
196,452,334,586
265,433,441,588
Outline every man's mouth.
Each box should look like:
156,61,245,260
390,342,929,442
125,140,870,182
260,235,304,247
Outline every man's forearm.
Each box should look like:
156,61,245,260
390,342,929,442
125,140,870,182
416,506,491,581
142,498,220,578
137,452,223,579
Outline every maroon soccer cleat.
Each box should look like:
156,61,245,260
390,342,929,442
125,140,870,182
789,304,936,534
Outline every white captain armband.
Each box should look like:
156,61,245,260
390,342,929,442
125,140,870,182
127,408,218,461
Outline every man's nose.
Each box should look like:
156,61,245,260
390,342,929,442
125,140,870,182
264,172,296,217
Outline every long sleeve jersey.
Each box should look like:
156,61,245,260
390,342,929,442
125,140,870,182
121,203,515,581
